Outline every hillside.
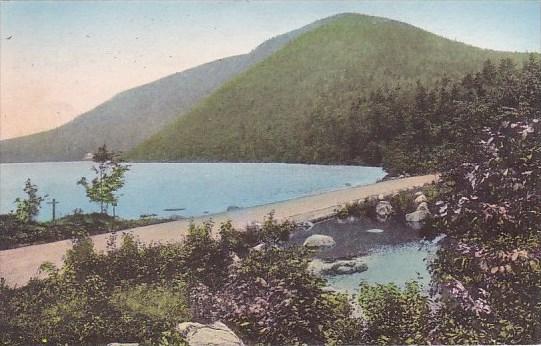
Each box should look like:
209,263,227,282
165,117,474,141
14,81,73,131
128,14,531,163
0,16,333,163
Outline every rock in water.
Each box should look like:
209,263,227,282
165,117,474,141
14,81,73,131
226,205,241,212
176,321,244,346
375,200,393,222
309,258,368,276
303,234,336,248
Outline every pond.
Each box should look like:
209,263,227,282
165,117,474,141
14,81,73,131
290,218,438,293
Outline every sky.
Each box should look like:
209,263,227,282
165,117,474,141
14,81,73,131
1,0,540,140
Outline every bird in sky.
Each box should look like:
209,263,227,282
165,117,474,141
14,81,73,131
5,35,13,40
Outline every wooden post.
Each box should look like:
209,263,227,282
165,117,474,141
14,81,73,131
47,198,60,222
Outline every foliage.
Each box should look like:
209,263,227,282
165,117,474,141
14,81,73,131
0,215,368,345
111,283,191,323
219,212,296,257
181,221,232,289
1,234,192,345
429,55,541,344
13,178,46,223
78,145,130,214
358,281,432,345
191,246,365,345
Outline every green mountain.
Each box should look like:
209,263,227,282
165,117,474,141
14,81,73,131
0,16,333,163
128,13,531,163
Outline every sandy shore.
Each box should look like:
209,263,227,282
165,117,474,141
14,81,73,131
0,174,437,287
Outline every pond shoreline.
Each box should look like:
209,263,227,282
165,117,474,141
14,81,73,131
0,174,437,287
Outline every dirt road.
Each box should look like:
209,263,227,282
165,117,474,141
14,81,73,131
0,174,437,287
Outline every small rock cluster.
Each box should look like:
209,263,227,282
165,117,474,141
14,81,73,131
375,194,393,222
302,234,367,276
405,191,431,228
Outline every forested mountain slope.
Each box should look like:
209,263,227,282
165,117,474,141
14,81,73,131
128,14,532,163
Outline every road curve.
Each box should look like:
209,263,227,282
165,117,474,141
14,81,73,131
0,174,437,287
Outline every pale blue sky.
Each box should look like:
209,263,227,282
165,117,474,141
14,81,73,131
1,1,540,139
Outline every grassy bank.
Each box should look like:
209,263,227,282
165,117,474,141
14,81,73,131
0,213,169,250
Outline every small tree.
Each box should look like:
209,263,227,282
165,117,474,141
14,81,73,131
78,145,130,214
14,178,46,223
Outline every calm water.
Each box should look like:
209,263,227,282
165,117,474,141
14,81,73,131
291,218,437,292
326,242,436,293
0,162,385,221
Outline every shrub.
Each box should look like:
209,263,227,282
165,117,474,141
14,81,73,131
191,246,365,345
219,213,296,257
358,281,432,345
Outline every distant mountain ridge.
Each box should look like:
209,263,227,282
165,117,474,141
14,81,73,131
0,15,339,162
128,13,533,163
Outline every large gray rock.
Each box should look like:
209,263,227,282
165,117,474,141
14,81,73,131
303,234,336,248
309,258,368,276
375,200,393,222
176,321,244,346
405,209,431,223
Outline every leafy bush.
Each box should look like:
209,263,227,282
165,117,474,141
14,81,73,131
358,281,431,345
219,212,296,257
191,246,365,345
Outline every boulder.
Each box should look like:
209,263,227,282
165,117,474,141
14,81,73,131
176,321,244,346
375,200,393,222
405,209,430,223
309,257,368,276
417,202,429,212
303,234,336,248
414,194,428,204
226,205,241,212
